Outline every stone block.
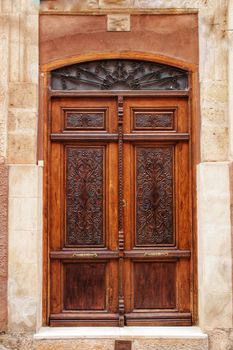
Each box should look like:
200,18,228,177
9,261,38,298
34,337,208,350
203,256,232,293
8,109,37,134
99,0,132,8
201,226,231,257
40,0,99,12
201,126,228,162
8,134,36,164
10,230,38,265
9,197,38,231
9,165,39,197
201,80,227,105
25,44,39,83
201,104,227,127
201,292,232,329
197,162,230,197
107,14,130,31
9,82,37,108
208,329,233,350
8,295,37,330
1,0,12,12
23,15,39,46
20,0,40,14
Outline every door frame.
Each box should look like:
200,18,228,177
39,51,199,326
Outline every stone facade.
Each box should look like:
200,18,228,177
0,0,232,349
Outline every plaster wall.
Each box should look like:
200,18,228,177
0,0,232,349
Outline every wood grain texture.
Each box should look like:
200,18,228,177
46,87,194,326
133,262,176,309
64,263,106,310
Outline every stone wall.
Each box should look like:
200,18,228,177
0,0,40,332
0,0,232,349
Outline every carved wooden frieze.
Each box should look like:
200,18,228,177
64,110,105,130
136,146,174,245
66,146,105,246
134,110,175,130
51,59,188,91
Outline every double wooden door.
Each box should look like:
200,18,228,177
49,95,192,326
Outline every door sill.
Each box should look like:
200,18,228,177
34,326,207,340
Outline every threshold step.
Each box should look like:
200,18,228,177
34,327,208,350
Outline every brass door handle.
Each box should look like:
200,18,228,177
144,252,169,257
72,253,98,258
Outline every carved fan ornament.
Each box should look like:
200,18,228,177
51,59,188,90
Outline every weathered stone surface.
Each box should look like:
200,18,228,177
8,166,42,331
100,0,131,7
0,0,232,344
40,0,99,12
0,163,8,331
8,134,36,164
34,338,209,350
197,162,232,329
107,14,130,31
9,83,37,109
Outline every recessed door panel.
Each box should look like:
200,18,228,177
133,261,177,310
135,145,174,246
65,145,105,247
64,262,106,310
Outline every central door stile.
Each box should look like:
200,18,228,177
118,96,125,327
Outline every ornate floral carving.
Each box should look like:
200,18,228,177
52,59,188,91
136,147,174,245
135,112,173,129
66,112,104,129
66,147,104,245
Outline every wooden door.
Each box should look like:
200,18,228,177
48,95,192,326
123,97,191,325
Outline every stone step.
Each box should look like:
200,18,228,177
34,327,208,350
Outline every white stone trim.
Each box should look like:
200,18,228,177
34,326,207,340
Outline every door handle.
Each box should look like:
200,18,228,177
72,253,98,258
144,252,169,257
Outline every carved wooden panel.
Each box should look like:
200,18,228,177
51,59,188,91
133,110,175,130
64,262,106,310
136,146,174,245
64,109,106,130
66,146,105,246
134,262,176,309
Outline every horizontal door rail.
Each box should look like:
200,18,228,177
50,250,119,259
124,249,191,258
50,133,119,141
50,313,119,321
50,133,190,142
123,133,190,141
50,249,190,259
125,312,192,319
49,90,190,97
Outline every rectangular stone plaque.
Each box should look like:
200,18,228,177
115,340,132,350
107,14,131,32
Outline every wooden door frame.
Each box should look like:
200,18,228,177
39,51,199,326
